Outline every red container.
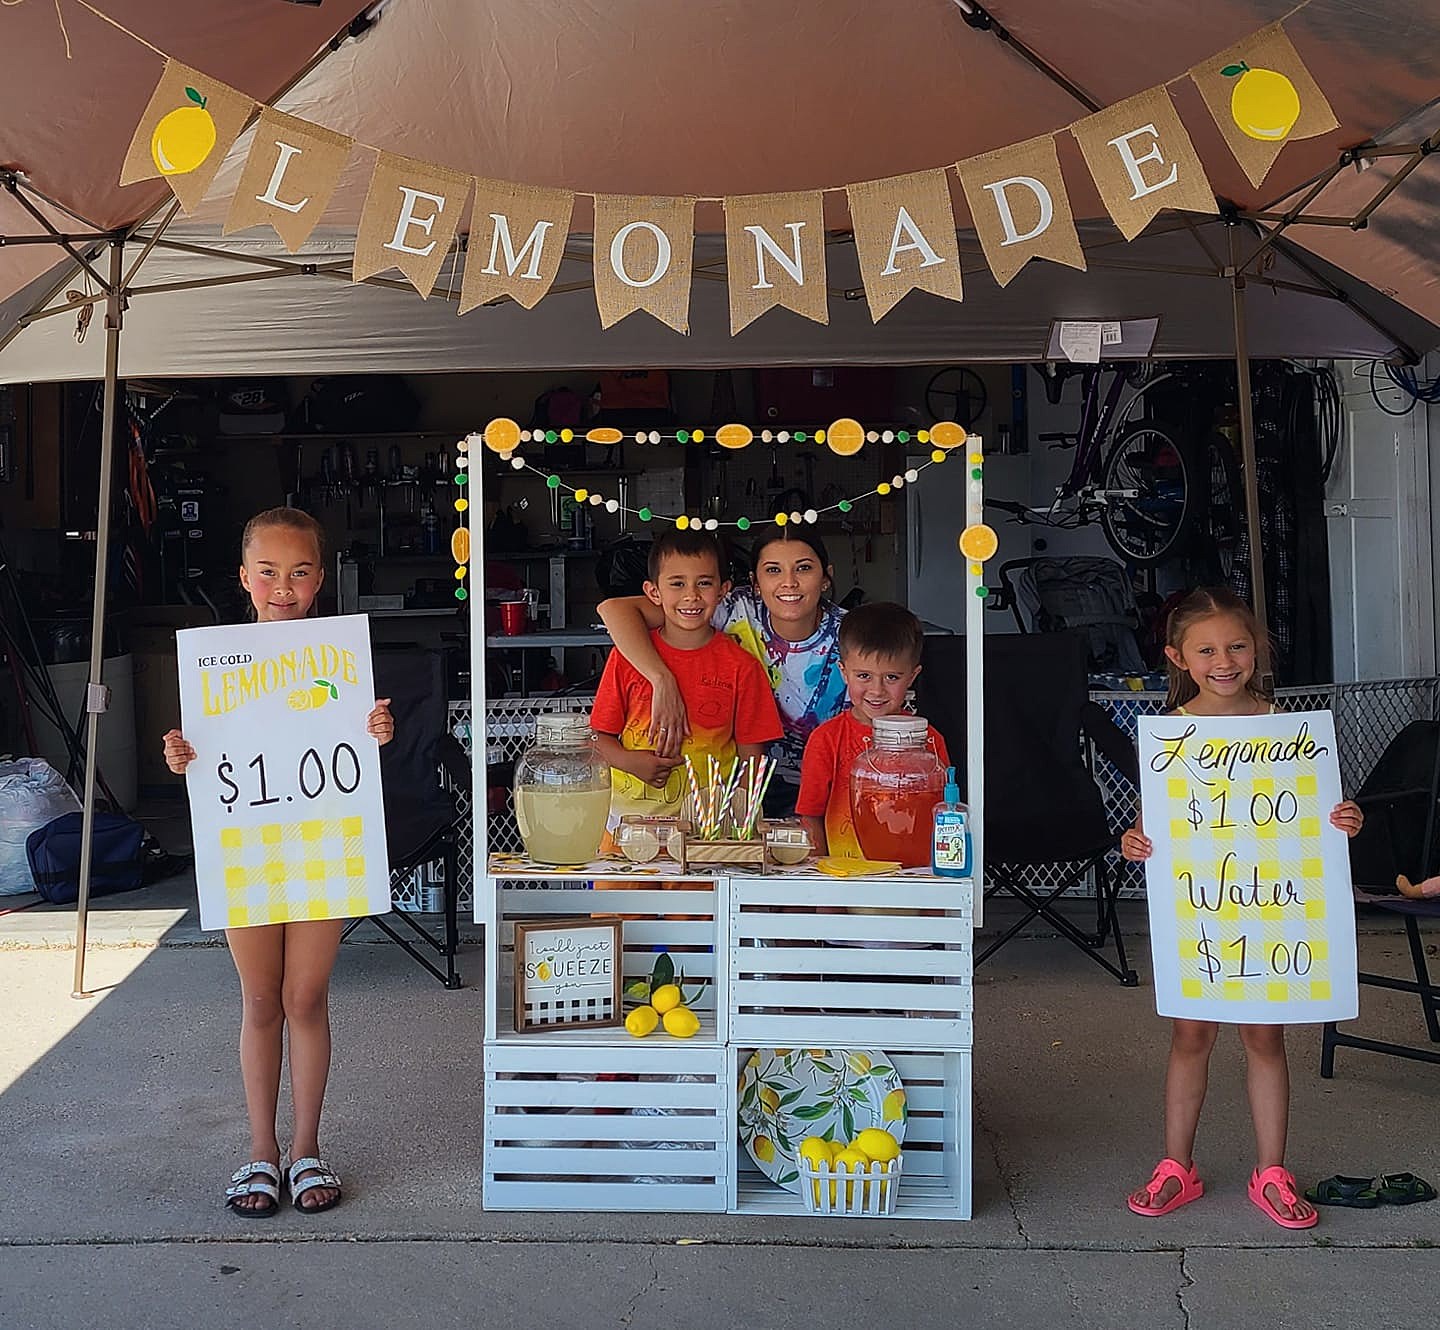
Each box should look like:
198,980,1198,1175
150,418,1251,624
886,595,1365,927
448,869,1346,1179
499,599,529,635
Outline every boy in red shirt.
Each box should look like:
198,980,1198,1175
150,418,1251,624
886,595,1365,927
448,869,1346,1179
591,530,782,836
796,602,950,858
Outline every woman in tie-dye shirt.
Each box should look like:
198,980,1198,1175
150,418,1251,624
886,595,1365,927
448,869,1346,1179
598,533,846,814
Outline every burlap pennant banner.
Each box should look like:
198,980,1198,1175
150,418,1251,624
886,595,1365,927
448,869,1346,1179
353,153,471,297
592,195,696,333
1071,87,1217,241
223,110,352,252
956,136,1086,288
846,169,963,322
459,180,575,314
119,60,255,214
722,191,829,334
1190,23,1339,189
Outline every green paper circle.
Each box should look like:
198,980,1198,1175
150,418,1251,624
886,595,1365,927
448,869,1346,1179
971,467,983,480
455,472,467,486
455,587,468,601
897,430,911,443
736,516,751,531
975,585,989,599
838,500,853,513
639,507,653,522
544,430,557,444
794,431,808,443
545,474,560,489
676,429,690,444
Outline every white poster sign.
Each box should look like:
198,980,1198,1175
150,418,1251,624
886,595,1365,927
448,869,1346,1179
1137,710,1358,1024
176,615,391,931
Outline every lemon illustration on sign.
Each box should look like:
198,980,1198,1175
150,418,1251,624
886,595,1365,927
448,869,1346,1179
753,1136,776,1163
1223,62,1300,142
287,678,340,711
625,1004,659,1038
882,1087,908,1122
536,960,552,982
853,1127,901,1163
650,983,682,1014
151,87,218,176
662,1005,700,1038
759,1086,781,1114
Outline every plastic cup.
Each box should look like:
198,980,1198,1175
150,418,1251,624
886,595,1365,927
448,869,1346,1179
499,600,528,635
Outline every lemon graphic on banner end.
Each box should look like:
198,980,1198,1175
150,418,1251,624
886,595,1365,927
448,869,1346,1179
1224,62,1300,142
151,88,218,176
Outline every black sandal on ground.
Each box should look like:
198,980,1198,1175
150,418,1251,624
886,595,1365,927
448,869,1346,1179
1305,1175,1379,1208
287,1156,343,1214
1375,1173,1438,1205
223,1160,282,1217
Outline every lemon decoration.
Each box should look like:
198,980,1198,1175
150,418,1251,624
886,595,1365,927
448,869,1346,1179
151,88,217,177
759,1086,781,1114
286,678,338,712
624,1004,659,1038
799,1136,832,1165
753,1136,776,1164
854,1127,901,1163
1224,62,1300,142
845,1052,873,1075
825,418,865,457
650,983,682,1014
662,1005,701,1038
536,961,552,982
716,423,754,450
959,523,999,562
930,420,967,450
484,417,522,454
833,1147,872,1206
882,1087,908,1123
450,526,470,566
585,427,623,445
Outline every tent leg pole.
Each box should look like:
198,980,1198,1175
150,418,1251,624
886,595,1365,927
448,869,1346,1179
71,239,124,1001
1229,227,1271,681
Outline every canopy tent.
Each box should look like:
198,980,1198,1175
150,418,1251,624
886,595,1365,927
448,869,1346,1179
3,0,1440,995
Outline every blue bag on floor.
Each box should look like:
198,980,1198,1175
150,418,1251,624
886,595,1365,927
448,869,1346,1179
25,811,145,905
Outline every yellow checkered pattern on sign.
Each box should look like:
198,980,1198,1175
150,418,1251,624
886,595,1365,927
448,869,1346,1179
218,819,371,928
1163,740,1332,1005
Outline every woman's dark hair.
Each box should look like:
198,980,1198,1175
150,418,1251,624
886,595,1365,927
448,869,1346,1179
750,531,832,579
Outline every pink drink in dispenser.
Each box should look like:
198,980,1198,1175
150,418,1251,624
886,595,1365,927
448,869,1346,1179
849,714,946,867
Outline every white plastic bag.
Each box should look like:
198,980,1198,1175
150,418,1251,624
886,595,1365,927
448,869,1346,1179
0,759,81,894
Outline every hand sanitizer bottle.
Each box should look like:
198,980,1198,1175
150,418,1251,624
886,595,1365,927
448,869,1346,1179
931,765,971,878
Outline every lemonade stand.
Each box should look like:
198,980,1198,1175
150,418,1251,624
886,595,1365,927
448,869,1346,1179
465,419,987,1219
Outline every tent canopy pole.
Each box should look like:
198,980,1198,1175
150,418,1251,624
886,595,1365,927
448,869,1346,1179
1229,223,1271,685
70,237,124,1001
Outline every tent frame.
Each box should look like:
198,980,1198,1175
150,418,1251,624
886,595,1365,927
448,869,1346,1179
0,115,1435,995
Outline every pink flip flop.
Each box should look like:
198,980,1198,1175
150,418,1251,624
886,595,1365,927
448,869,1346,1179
1128,1158,1204,1217
1249,1166,1318,1229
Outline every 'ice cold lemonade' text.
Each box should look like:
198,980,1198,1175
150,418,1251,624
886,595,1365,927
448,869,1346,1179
198,644,359,716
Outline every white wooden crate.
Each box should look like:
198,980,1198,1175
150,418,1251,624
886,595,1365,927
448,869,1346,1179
727,1046,972,1220
729,876,973,1048
487,878,725,1044
484,1042,730,1212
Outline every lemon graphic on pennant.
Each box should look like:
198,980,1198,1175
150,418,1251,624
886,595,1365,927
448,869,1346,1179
151,87,218,176
1223,62,1300,142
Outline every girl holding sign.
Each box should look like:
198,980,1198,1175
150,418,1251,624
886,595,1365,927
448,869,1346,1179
162,508,394,1217
1121,589,1362,1230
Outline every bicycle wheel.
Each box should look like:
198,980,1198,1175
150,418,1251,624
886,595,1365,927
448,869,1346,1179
1193,430,1244,580
1098,422,1194,566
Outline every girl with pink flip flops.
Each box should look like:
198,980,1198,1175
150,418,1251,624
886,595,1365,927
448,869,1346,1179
1120,590,1364,1230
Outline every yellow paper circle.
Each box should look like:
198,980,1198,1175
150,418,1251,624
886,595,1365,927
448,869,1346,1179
826,418,865,457
716,424,754,450
676,515,690,530
970,562,983,576
586,427,623,445
692,429,705,442
930,421,967,450
959,523,999,562
917,429,930,444
454,498,469,513
575,488,589,503
775,512,788,527
485,418,522,454
931,449,947,464
455,566,467,580
877,482,892,496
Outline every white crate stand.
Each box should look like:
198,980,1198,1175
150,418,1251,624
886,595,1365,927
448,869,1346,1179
467,424,987,1220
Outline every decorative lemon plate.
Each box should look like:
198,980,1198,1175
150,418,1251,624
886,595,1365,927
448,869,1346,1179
737,1048,907,1192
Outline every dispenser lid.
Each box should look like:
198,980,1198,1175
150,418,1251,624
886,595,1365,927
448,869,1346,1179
871,714,929,743
534,712,593,745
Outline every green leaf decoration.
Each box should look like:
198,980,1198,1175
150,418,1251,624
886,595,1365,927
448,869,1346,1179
811,1060,835,1075
1220,63,1248,78
777,1171,799,1186
327,682,339,699
870,1066,894,1077
184,86,207,107
841,1104,855,1141
314,678,331,689
791,1103,830,1121
650,952,674,990
778,1088,807,1108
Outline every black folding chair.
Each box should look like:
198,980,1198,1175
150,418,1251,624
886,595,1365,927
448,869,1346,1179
341,645,466,989
1321,719,1440,1074
918,630,1140,985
